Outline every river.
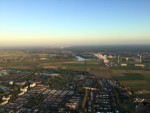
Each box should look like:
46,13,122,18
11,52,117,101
75,55,88,62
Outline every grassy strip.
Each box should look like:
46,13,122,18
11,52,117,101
63,63,99,67
82,89,88,112
111,66,150,71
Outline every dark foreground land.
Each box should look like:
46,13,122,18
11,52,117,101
0,68,149,113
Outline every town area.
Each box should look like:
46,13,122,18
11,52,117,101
0,68,148,113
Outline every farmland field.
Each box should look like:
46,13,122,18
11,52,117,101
113,73,145,80
0,51,28,57
1,52,150,91
113,72,150,90
112,66,150,71
63,63,99,67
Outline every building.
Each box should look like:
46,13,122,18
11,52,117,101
2,95,11,101
30,83,36,88
0,101,8,106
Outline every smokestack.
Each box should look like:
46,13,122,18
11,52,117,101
118,55,120,64
140,54,142,63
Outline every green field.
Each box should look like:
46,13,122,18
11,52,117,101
0,51,28,57
113,73,150,81
63,63,99,67
113,73,150,90
113,73,146,80
111,66,150,71
1,52,150,92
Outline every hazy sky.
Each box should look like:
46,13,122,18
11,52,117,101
0,0,150,47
